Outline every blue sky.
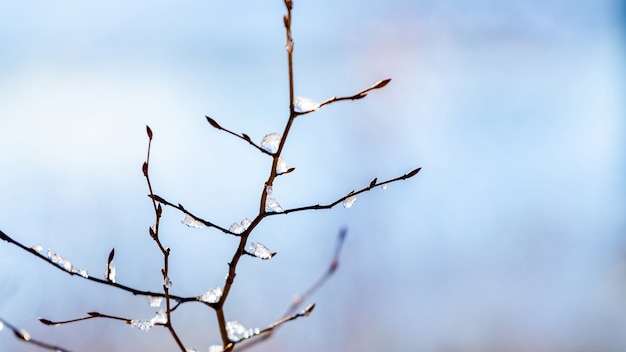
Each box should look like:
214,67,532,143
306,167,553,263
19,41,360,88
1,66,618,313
0,1,624,351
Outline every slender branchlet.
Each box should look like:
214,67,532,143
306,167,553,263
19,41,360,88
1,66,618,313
0,0,420,351
0,316,74,352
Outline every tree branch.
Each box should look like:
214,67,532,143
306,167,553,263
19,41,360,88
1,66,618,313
205,116,273,156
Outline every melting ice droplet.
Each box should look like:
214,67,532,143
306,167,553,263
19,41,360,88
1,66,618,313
342,195,357,208
198,286,223,303
260,133,281,153
182,214,206,228
265,197,284,213
294,96,320,113
248,242,276,260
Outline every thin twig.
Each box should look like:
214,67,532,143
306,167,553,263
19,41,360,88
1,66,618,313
148,194,234,235
143,126,187,351
0,316,74,352
294,78,392,116
205,116,273,156
269,167,421,216
0,229,192,302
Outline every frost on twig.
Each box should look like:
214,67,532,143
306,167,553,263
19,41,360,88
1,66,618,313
0,0,420,351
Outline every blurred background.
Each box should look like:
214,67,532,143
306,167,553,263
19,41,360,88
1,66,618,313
0,0,624,351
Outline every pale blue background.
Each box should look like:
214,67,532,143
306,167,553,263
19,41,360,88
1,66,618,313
0,0,624,351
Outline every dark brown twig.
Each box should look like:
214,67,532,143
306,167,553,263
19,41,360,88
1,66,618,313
294,78,392,116
148,194,234,235
0,229,192,302
205,116,273,156
143,126,186,351
269,168,421,216
0,316,74,352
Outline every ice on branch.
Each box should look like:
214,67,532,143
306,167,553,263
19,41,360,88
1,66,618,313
226,321,259,342
0,320,3,331
105,264,116,283
186,349,199,352
208,346,224,352
260,133,281,153
47,249,72,271
198,287,223,304
265,197,284,213
164,276,172,289
131,320,152,332
276,157,288,174
381,184,387,190
294,96,320,112
182,214,206,229
130,309,167,332
342,195,357,208
73,268,88,278
229,218,251,234
44,248,88,277
151,309,167,325
31,244,43,252
148,296,163,307
248,242,276,260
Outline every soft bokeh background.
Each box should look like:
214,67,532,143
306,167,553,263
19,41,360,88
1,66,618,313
1,0,624,351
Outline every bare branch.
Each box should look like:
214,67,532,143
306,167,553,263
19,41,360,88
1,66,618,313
270,167,421,215
39,312,130,326
283,228,347,317
0,316,74,352
205,116,273,155
148,194,235,235
294,78,393,116
0,229,195,301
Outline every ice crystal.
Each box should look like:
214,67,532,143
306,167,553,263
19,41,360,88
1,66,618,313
266,185,273,195
208,346,224,352
248,242,275,260
198,287,223,304
226,321,259,342
0,320,4,331
151,309,167,325
72,268,89,278
229,218,251,234
106,265,116,283
130,310,167,332
186,349,199,352
164,276,172,289
260,133,281,153
294,96,320,112
130,320,153,332
182,214,206,229
276,157,288,174
381,184,387,190
229,222,244,234
342,195,357,208
265,197,284,213
148,296,163,307
31,244,43,252
47,249,72,271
